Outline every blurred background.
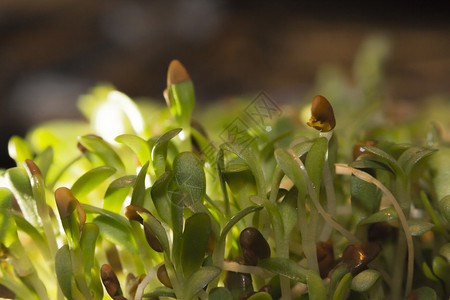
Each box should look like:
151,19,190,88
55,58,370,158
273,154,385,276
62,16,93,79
1,0,449,168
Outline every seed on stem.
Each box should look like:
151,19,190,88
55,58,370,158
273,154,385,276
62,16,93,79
307,95,336,132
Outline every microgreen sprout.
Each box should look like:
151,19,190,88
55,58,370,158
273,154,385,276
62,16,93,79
0,49,449,300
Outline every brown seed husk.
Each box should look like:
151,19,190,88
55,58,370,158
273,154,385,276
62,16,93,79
239,227,271,266
101,264,123,297
54,187,78,219
342,241,382,274
307,95,336,132
167,60,190,86
25,159,42,177
157,264,172,288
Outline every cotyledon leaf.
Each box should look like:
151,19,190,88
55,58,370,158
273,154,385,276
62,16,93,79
71,166,116,199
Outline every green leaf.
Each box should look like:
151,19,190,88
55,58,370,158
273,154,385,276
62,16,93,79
361,145,404,177
221,142,265,197
173,152,206,209
332,272,352,300
429,148,450,201
130,161,149,207
103,175,136,213
422,262,439,281
274,148,307,193
305,137,328,194
432,255,450,282
350,269,380,292
55,245,74,300
0,188,16,246
8,135,33,165
248,292,272,300
439,243,450,263
208,287,233,300
398,146,436,176
359,207,397,225
82,203,130,227
279,191,298,239
349,159,392,172
115,134,151,166
71,166,116,198
93,215,137,254
291,140,313,157
34,146,54,179
408,219,434,236
152,128,182,177
13,213,49,258
307,270,326,300
181,213,211,278
183,266,221,300
351,174,380,221
411,287,437,300
78,135,125,173
143,286,176,298
439,195,450,223
168,76,195,128
5,167,40,228
258,258,307,283
80,223,99,278
151,171,174,225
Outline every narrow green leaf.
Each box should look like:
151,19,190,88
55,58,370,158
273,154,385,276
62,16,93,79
411,287,437,300
208,287,233,300
183,266,221,300
82,203,130,227
398,146,437,176
248,292,272,300
359,207,397,225
181,213,211,278
103,175,136,213
78,135,125,173
152,128,182,177
220,206,263,244
143,286,176,298
274,148,307,192
351,175,380,221
13,213,49,258
439,243,450,263
0,188,16,246
34,146,54,180
291,140,313,157
422,262,439,281
332,272,352,300
173,152,205,209
151,171,174,225
432,255,450,283
279,190,298,238
305,137,328,193
439,195,450,223
5,167,40,228
258,258,307,283
350,159,392,172
221,142,265,197
8,136,33,165
55,245,74,300
306,270,326,300
361,145,404,177
407,219,434,236
168,76,195,127
350,269,380,292
71,166,116,198
115,134,151,167
80,223,100,278
131,161,149,207
93,215,137,254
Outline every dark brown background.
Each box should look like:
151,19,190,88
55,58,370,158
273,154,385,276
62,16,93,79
1,0,449,168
